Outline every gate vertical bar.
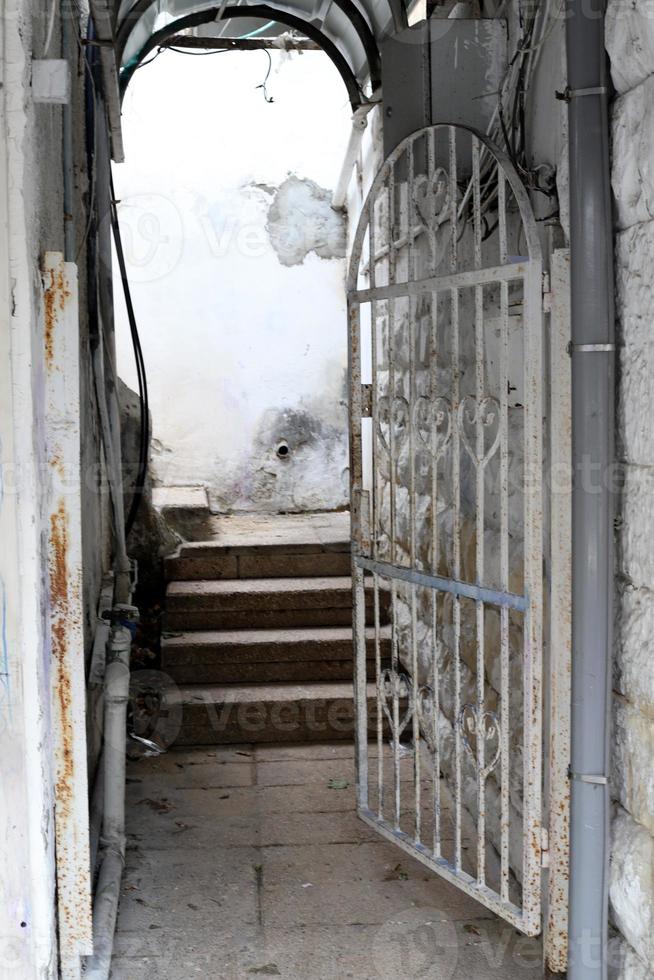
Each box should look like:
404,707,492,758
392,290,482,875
406,140,422,845
521,252,545,935
348,294,369,810
449,125,463,873
386,166,402,831
471,134,487,886
497,168,512,904
427,126,442,857
368,198,385,819
547,248,572,972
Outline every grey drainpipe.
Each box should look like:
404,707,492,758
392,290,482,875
565,0,615,977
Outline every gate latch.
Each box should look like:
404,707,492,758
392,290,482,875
361,384,372,417
541,828,550,868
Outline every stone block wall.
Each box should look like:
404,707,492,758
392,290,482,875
606,3,654,975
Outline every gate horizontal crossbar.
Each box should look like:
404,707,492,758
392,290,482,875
348,260,530,305
355,555,528,612
357,808,535,934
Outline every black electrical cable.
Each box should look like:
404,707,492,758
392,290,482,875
165,45,231,56
109,172,150,537
256,48,275,103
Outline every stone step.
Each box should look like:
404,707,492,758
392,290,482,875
169,681,382,746
163,576,387,631
161,625,392,684
165,540,351,582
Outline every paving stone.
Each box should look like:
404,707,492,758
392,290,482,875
255,753,415,787
128,755,255,789
261,876,496,927
254,742,358,761
259,840,451,885
113,742,542,979
258,809,382,847
116,846,259,933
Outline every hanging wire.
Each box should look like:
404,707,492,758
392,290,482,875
165,45,231,57
256,49,275,103
44,0,58,55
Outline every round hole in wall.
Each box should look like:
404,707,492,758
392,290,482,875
276,441,290,459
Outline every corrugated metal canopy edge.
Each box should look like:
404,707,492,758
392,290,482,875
105,0,403,95
90,0,402,158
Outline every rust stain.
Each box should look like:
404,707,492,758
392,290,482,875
49,500,74,818
51,452,65,480
43,265,71,370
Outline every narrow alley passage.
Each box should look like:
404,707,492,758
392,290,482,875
111,742,543,979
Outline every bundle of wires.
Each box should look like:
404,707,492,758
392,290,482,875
457,0,559,237
109,173,150,538
83,17,150,541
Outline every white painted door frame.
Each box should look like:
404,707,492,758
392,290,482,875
0,11,94,974
0,9,58,973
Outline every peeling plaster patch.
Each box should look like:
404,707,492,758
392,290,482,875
266,176,346,266
250,181,276,196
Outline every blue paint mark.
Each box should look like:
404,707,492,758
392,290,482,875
0,579,12,725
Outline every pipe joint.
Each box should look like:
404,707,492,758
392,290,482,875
98,834,127,857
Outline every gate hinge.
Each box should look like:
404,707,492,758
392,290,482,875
361,384,372,417
542,272,552,314
541,828,550,868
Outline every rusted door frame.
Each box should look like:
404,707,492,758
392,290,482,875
43,252,93,977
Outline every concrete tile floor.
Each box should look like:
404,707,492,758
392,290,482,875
111,743,545,980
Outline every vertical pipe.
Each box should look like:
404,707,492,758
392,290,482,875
85,626,131,980
565,1,615,976
62,1,75,262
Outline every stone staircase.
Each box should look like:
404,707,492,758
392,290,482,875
161,515,390,746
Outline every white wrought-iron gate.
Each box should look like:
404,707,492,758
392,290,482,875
348,124,569,956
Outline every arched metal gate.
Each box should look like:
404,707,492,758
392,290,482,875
347,124,559,943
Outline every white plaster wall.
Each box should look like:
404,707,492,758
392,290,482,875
607,4,654,976
114,49,353,513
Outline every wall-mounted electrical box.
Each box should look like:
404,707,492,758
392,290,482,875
380,19,508,157
32,60,71,104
